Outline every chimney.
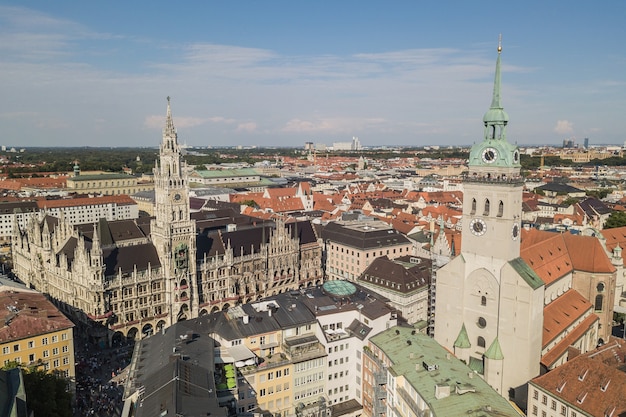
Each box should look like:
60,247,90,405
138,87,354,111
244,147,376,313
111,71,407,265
242,315,249,324
434,384,450,399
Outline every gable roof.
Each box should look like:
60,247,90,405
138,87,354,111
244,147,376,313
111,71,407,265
531,338,626,416
543,289,594,348
358,255,431,294
521,229,615,286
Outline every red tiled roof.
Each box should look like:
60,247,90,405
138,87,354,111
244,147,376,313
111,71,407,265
601,226,626,267
521,230,573,285
0,289,74,342
543,289,593,347
541,313,599,368
532,338,626,416
521,229,615,286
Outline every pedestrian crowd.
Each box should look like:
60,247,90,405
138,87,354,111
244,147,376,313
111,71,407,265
73,328,133,417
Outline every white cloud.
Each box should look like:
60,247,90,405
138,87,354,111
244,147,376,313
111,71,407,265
236,122,257,133
554,120,574,135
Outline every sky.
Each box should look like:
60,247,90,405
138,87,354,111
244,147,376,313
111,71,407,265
1,1,625,149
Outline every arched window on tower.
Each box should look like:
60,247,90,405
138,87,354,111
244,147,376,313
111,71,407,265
483,199,490,216
595,294,604,312
471,198,477,215
477,336,486,348
497,201,504,217
481,296,487,306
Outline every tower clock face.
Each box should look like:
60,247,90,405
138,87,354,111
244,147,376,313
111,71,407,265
172,193,182,202
469,218,487,236
481,147,498,163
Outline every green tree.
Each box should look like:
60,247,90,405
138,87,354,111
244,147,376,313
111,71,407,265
2,362,72,417
240,199,259,208
605,211,626,229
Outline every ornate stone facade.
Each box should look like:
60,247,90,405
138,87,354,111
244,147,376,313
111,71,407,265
11,98,323,342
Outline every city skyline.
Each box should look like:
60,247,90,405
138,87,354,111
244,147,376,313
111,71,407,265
1,1,626,148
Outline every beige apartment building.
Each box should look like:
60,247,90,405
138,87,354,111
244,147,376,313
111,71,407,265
321,217,413,282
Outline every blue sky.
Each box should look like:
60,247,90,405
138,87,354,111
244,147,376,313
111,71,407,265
1,1,625,148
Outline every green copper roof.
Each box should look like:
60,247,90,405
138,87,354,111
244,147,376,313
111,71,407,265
482,41,509,126
509,257,544,290
191,168,260,178
484,337,504,360
454,323,471,349
68,173,134,181
369,326,520,417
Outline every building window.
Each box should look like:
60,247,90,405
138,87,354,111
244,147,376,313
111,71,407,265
471,199,477,215
477,337,486,348
597,282,605,292
477,317,487,328
595,294,604,312
481,296,487,306
497,201,504,217
483,199,490,216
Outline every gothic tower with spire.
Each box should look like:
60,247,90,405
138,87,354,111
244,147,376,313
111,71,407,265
151,97,198,323
434,40,544,407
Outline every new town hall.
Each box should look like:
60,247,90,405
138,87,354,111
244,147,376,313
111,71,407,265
11,98,323,341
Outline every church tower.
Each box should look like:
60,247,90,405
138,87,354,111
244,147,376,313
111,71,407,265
151,97,198,323
434,39,544,406
463,36,523,262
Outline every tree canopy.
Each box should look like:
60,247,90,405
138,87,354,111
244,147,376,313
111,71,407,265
605,211,626,229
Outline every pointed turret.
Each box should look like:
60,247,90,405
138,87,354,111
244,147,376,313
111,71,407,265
163,96,177,146
453,323,471,364
484,336,505,393
454,323,471,349
483,35,509,141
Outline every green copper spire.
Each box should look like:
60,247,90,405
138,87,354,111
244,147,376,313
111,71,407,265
484,336,504,360
482,34,509,141
454,323,471,349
